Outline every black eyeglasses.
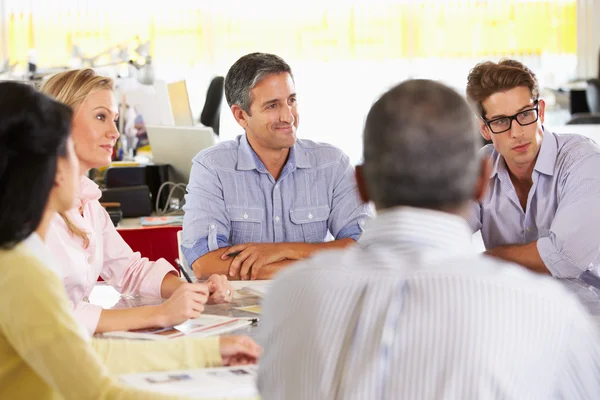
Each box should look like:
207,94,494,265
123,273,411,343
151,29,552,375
483,100,539,134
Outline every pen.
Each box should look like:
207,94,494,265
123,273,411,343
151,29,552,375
175,258,193,283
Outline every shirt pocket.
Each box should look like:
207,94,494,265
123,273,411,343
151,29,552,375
228,206,264,245
290,205,330,243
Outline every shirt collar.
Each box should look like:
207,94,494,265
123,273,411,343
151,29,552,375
359,206,475,258
74,176,102,210
236,134,312,172
22,232,46,256
489,151,504,179
533,129,558,176
22,232,65,279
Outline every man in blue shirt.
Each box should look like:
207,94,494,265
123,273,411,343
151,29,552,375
467,59,600,285
182,53,371,280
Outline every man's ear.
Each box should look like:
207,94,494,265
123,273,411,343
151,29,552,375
479,119,492,142
538,98,546,125
473,157,492,202
355,164,370,204
231,105,249,130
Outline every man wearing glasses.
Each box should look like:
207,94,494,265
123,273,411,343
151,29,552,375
466,59,600,285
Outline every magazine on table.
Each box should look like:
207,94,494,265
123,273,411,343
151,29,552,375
120,365,258,398
101,314,255,341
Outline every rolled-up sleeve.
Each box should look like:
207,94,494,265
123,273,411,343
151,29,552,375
328,153,372,241
467,200,482,233
181,156,231,266
73,301,104,337
99,205,177,298
537,155,600,278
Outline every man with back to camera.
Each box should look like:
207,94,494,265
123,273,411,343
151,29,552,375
466,59,600,286
181,53,371,280
256,79,600,399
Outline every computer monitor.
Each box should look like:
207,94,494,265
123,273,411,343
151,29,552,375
167,80,194,126
121,79,194,127
146,125,216,185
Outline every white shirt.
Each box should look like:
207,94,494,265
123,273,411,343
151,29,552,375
22,233,89,341
257,207,600,400
23,233,64,279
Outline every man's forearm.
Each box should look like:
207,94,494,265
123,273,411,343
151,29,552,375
192,248,233,279
485,241,550,274
192,250,291,280
285,238,356,260
192,239,355,280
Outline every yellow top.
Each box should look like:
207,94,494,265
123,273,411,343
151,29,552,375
0,241,222,400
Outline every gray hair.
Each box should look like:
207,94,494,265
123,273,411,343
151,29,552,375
224,53,293,114
363,79,480,210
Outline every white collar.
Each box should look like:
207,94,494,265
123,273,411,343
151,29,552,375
23,233,65,279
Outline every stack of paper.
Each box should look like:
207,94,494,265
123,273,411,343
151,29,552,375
102,315,255,341
120,365,258,399
236,281,271,298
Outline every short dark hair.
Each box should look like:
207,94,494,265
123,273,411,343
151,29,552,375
363,79,480,210
466,59,539,117
0,81,73,249
224,52,293,114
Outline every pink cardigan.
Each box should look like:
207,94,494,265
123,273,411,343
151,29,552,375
46,177,176,336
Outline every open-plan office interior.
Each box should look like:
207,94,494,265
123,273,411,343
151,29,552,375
1,1,600,398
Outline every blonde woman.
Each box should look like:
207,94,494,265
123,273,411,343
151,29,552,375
41,69,233,335
0,82,259,400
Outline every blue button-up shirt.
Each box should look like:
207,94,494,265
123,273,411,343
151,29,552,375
468,130,600,282
181,135,371,266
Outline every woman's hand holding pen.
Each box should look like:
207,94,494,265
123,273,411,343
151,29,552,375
155,283,210,327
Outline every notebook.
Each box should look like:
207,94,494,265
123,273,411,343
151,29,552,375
101,314,254,341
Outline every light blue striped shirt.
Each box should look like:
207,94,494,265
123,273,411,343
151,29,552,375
468,131,600,284
258,207,600,399
181,135,371,266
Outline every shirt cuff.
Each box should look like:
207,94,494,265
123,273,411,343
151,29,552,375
182,235,230,267
138,258,178,299
73,302,104,337
336,220,366,241
537,236,584,278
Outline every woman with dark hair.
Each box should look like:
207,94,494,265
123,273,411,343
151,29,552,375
0,82,260,399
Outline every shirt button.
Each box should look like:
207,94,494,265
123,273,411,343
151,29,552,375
243,213,248,219
275,216,280,222
275,184,279,189
359,220,366,226
526,226,531,232
308,213,313,219
87,256,94,265
210,224,216,230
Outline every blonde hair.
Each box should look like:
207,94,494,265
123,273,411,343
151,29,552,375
40,69,115,248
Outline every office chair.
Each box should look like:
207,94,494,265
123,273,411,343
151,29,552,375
586,78,600,114
200,76,224,136
566,79,600,125
566,114,600,125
